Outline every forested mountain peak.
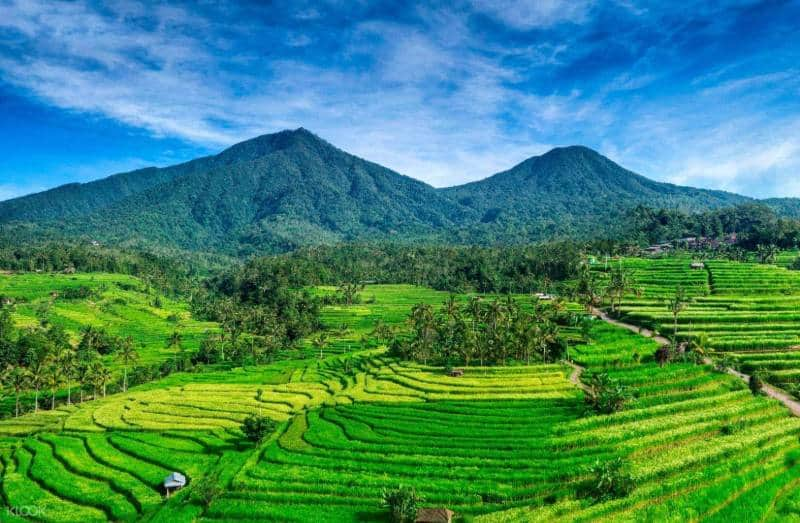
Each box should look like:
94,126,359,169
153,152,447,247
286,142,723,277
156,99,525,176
0,129,797,255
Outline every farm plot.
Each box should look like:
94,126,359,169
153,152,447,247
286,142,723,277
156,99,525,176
207,355,800,522
2,281,800,522
0,272,218,368
593,256,710,298
615,258,800,392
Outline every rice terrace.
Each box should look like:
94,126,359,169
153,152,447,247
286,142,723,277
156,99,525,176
1,1,800,521
3,248,800,522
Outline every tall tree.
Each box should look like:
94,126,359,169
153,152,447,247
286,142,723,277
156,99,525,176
312,333,329,360
116,336,139,392
3,365,29,417
58,348,77,405
46,355,62,409
666,286,691,350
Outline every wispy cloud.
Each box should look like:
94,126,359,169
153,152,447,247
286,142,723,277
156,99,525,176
0,0,798,197
0,184,44,201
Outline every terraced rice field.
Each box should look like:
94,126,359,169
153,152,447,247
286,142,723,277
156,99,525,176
3,281,800,521
0,272,218,368
616,257,800,392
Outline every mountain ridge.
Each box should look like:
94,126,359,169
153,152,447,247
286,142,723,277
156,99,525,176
0,128,793,254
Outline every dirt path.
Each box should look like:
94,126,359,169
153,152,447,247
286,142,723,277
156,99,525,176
589,307,671,346
724,365,800,416
564,360,590,392
589,306,800,418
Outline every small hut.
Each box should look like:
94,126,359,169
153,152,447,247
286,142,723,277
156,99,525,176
535,292,554,301
690,262,705,270
163,472,186,497
416,508,454,523
448,369,464,377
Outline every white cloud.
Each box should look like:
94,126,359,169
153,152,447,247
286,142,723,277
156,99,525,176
468,0,595,29
0,0,797,199
0,184,45,202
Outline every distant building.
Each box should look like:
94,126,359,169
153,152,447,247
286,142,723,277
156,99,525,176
535,292,554,300
416,508,454,523
690,262,705,270
163,472,186,497
448,369,464,377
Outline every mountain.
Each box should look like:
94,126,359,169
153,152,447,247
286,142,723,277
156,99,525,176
762,198,800,220
0,130,795,254
440,146,750,239
0,129,474,255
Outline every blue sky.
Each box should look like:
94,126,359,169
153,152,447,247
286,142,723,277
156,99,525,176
0,0,798,201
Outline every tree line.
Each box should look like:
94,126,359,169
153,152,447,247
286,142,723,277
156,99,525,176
386,295,581,366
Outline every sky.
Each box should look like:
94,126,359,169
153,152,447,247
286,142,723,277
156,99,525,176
0,0,798,201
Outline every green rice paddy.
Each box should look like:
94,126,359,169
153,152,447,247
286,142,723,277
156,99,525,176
1,275,800,521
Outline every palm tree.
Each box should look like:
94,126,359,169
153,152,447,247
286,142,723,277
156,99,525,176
537,320,560,363
28,358,46,413
116,336,139,392
410,304,436,365
312,333,329,360
606,267,634,314
58,348,77,405
3,365,29,417
45,356,62,409
756,244,779,264
667,286,691,350
337,282,364,306
91,362,113,398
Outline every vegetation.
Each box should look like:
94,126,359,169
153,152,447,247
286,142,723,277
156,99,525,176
241,413,277,443
582,458,636,502
388,295,570,366
5,129,798,255
381,486,423,523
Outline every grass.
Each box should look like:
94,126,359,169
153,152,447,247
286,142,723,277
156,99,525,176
0,272,218,369
1,280,800,521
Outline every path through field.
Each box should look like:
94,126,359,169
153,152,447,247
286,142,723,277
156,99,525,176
591,307,800,418
590,306,671,345
564,360,589,392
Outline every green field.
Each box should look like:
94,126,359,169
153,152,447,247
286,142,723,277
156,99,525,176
1,280,800,521
0,272,219,368
613,256,800,393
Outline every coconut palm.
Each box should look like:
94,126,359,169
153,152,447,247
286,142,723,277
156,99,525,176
58,348,77,405
91,362,113,398
45,356,62,409
666,286,691,350
28,358,46,413
3,365,29,417
312,333,329,360
116,336,139,392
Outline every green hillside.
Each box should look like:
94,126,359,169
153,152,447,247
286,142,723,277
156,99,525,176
0,129,474,255
3,129,797,255
2,284,800,521
0,272,217,369
442,146,748,240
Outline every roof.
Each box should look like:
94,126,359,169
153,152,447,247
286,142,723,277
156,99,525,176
163,472,186,488
416,508,454,523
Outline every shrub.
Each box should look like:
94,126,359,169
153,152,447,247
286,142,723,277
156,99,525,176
241,413,277,443
193,472,222,507
381,485,422,523
720,418,746,435
749,371,765,395
654,345,671,367
583,458,636,502
584,373,632,414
